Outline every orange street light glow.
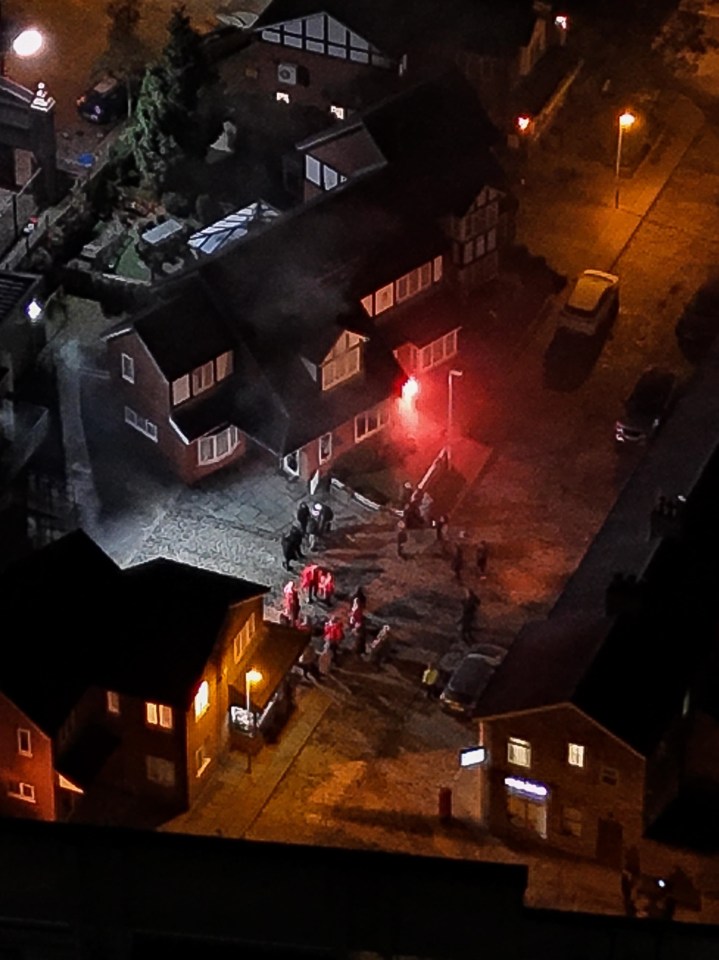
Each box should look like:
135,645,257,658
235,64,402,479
516,115,531,132
554,14,568,29
12,28,44,58
246,668,263,685
619,111,636,129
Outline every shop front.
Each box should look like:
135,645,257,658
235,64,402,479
229,622,308,752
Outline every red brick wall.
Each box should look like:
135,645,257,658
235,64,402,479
481,705,645,859
293,398,394,481
0,694,55,821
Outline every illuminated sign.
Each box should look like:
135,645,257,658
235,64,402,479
504,776,548,798
459,746,486,768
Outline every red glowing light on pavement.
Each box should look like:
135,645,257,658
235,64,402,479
402,377,419,402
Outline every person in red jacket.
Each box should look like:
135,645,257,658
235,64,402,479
300,562,320,603
323,615,344,661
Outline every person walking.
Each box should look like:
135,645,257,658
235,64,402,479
397,519,408,559
367,624,391,667
450,544,464,582
475,540,489,578
296,501,310,536
323,615,345,661
300,562,320,603
350,585,367,613
281,534,295,571
283,580,300,625
419,491,434,526
306,513,319,551
287,524,305,561
298,643,320,681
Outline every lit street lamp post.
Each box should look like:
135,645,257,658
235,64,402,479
0,1,44,77
614,110,636,210
447,369,463,466
244,668,262,773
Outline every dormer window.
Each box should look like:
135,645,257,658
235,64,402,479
216,351,233,381
321,332,363,391
172,375,190,405
191,362,214,396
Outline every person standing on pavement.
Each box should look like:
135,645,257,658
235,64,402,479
287,524,305,560
419,491,434,526
422,663,441,699
397,519,408,559
350,585,367,613
323,615,344,662
281,534,295,571
306,513,320,551
296,501,310,536
298,642,320,681
458,587,480,642
450,544,464,582
475,540,489,578
317,568,335,605
300,562,320,602
283,580,300,625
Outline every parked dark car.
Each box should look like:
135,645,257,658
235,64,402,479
615,367,677,444
77,76,128,124
676,280,719,362
439,653,494,719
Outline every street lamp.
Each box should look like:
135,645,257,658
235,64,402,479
447,369,463,465
244,668,262,773
614,110,636,210
0,0,45,76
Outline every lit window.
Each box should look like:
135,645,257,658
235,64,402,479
197,425,241,465
323,165,339,191
146,702,173,730
283,450,300,476
507,737,531,767
215,351,233,381
567,743,585,767
8,781,35,803
600,766,618,786
194,681,210,720
17,728,32,757
106,691,120,715
146,756,175,786
355,403,389,443
360,294,374,317
374,283,394,315
433,255,443,282
172,375,190,405
191,361,214,396
234,613,257,663
330,104,345,119
561,806,582,836
121,353,135,383
322,347,360,390
276,91,290,103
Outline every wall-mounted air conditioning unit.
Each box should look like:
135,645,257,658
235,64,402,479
277,63,298,85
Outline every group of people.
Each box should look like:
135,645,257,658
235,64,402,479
281,500,334,571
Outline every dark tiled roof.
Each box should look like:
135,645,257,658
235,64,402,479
0,531,120,734
57,724,121,789
511,46,582,118
102,559,269,707
134,282,234,381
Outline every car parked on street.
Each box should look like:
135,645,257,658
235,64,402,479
439,653,494,719
557,269,619,336
615,367,678,444
77,75,128,124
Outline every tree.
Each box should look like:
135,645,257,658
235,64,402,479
163,4,214,116
121,68,181,192
95,0,149,88
653,0,719,76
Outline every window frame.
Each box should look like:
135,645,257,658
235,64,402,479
318,432,332,464
191,361,214,397
106,691,120,715
215,351,233,381
197,425,240,466
172,375,190,406
600,765,618,786
195,745,211,777
146,755,176,787
121,353,135,384
194,681,210,721
507,737,531,768
233,613,257,663
8,781,36,803
354,403,389,443
146,702,174,731
17,728,32,757
567,743,585,767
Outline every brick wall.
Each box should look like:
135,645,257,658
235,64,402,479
0,694,55,821
482,704,645,860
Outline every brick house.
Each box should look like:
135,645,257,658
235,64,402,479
0,531,306,826
106,74,512,484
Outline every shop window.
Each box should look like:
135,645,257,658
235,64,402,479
8,781,35,803
146,702,173,731
507,737,531,767
121,353,135,383
215,351,234,381
17,728,32,757
319,432,332,464
568,743,585,767
106,691,120,715
561,806,583,837
146,756,175,787
194,681,210,720
172,375,190,405
601,766,618,786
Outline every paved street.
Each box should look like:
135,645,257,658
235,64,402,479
42,37,719,918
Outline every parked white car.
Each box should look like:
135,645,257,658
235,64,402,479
558,269,619,335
